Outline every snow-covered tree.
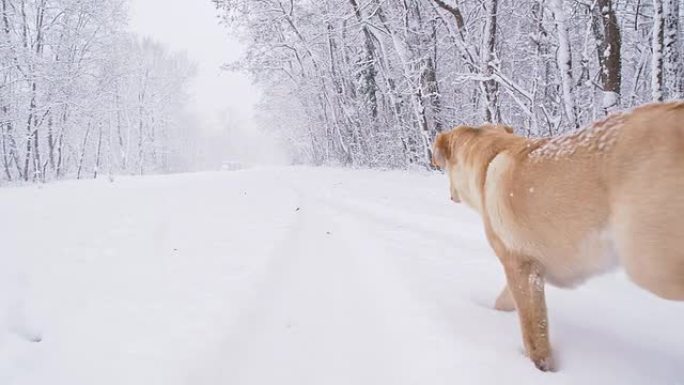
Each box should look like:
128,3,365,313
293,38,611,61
664,0,683,99
0,0,196,183
593,0,622,113
652,0,665,101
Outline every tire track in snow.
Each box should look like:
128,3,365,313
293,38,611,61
196,191,413,384
185,185,308,384
189,175,478,385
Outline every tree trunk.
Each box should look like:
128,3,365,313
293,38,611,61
592,0,622,113
482,0,500,122
115,85,127,170
664,0,683,99
55,106,68,178
94,123,103,179
138,108,145,176
549,0,579,129
426,21,443,134
23,96,34,181
1,0,14,180
31,117,40,182
652,0,665,101
137,76,148,176
1,117,12,180
47,114,55,170
77,123,91,180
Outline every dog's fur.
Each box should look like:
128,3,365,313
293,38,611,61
432,101,684,371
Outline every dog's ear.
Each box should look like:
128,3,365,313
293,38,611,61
432,131,452,169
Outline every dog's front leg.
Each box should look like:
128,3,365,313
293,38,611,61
502,258,553,371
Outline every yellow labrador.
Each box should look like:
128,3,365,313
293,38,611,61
432,101,684,371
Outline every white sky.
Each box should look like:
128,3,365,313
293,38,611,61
128,0,260,135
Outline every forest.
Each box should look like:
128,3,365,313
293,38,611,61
215,0,683,168
0,0,195,183
1,0,682,183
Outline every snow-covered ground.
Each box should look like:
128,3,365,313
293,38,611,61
1,167,683,385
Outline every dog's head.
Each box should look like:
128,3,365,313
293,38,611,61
432,124,514,206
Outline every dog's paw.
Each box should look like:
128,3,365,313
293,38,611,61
533,356,555,372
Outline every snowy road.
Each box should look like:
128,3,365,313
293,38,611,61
1,167,683,384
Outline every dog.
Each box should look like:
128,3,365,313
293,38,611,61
432,101,684,371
